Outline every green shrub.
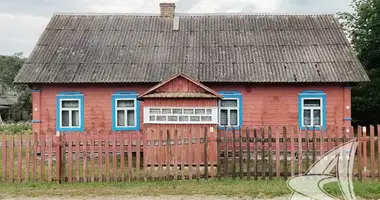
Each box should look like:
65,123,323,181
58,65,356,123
0,122,32,134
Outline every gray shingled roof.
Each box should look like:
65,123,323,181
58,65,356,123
14,13,369,84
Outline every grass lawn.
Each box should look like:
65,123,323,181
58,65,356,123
0,179,380,199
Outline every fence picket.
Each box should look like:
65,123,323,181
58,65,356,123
246,127,251,180
128,130,133,182
312,129,316,164
239,128,243,180
48,134,53,182
137,131,141,180
68,132,73,183
40,135,45,182
254,128,258,180
9,135,14,182
98,133,103,182
76,132,80,182
357,126,362,181
83,131,87,182
232,128,236,180
121,132,125,182
298,128,302,176
188,129,193,180
105,132,110,182
261,127,265,180
370,125,375,181
268,127,273,180
166,129,170,180
378,125,380,180
17,134,22,183
1,133,6,182
275,127,280,178
26,133,30,182
290,126,295,177
196,128,200,180
204,127,208,180
305,129,309,170
363,126,368,182
113,131,117,181
283,127,288,180
223,128,228,178
217,128,221,180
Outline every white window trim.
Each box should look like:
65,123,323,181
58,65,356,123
218,98,240,127
115,98,137,128
59,98,81,128
301,97,323,128
144,107,218,124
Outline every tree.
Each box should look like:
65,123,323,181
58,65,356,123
339,0,380,125
0,53,31,122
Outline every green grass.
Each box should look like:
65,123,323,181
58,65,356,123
0,122,32,134
0,179,380,199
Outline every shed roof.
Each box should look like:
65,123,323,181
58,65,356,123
14,13,369,84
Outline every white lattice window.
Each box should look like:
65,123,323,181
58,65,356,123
219,99,239,126
115,99,136,127
144,107,218,124
60,99,81,128
301,98,322,127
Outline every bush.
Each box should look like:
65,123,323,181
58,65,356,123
0,122,32,134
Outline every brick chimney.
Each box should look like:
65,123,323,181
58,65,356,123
160,2,176,18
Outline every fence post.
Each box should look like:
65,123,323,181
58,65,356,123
204,127,208,180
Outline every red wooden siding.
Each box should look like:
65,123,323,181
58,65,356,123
33,83,349,134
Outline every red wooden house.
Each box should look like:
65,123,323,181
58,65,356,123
14,3,369,140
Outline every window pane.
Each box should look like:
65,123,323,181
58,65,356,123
221,100,238,107
149,116,155,121
62,100,79,108
190,116,200,121
201,116,212,122
117,110,125,126
157,116,166,121
173,109,182,114
127,110,135,126
184,109,193,114
162,109,171,114
117,100,134,108
72,110,79,126
313,109,321,126
150,109,160,114
206,109,212,115
62,110,70,127
195,109,205,115
230,110,238,125
179,116,189,121
168,116,177,121
220,109,228,125
303,109,311,126
304,99,321,107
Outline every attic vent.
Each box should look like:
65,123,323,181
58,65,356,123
173,15,179,31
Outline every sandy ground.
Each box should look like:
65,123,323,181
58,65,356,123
0,195,290,200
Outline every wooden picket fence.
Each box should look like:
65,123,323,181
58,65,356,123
0,125,379,183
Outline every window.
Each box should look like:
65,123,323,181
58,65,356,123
144,107,218,124
218,91,242,129
112,92,140,131
298,90,326,130
56,92,84,132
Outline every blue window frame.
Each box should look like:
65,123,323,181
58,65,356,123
56,92,84,132
112,91,140,131
298,90,326,131
218,91,242,130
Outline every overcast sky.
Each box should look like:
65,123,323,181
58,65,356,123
0,0,353,57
